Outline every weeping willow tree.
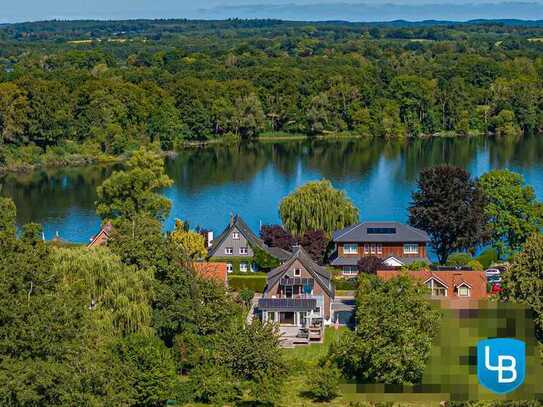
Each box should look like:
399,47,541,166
279,179,359,237
52,246,153,336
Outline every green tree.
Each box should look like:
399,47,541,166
279,180,359,237
51,246,153,336
96,148,173,221
479,169,543,258
500,233,543,340
306,366,341,402
171,219,208,259
114,334,179,406
329,273,441,384
409,165,487,263
0,82,29,144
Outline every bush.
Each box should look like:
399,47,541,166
446,252,472,267
189,364,241,405
333,277,358,290
467,259,483,271
239,288,255,306
476,247,498,269
228,275,267,292
306,366,341,402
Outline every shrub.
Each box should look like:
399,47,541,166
333,278,358,290
228,275,267,292
357,256,383,274
467,259,483,271
189,364,241,405
239,288,255,306
306,366,341,402
446,252,472,267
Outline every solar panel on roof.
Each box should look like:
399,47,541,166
367,227,396,234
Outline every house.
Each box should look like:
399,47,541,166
208,214,291,273
330,221,430,277
87,222,113,248
377,269,488,307
193,262,228,287
257,246,335,328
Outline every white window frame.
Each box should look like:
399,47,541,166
426,279,447,297
239,262,248,273
403,243,419,255
458,286,470,297
376,243,383,254
342,266,359,276
343,243,358,254
293,268,301,277
239,247,248,255
225,247,234,255
226,263,233,273
232,232,240,240
364,244,370,254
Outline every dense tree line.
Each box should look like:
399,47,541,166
2,20,543,169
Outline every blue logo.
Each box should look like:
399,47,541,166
477,338,525,394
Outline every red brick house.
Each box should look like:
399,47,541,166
87,222,113,248
330,222,430,277
377,269,488,308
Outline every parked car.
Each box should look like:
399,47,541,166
487,274,502,284
485,268,501,278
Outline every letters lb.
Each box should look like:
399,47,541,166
477,338,525,394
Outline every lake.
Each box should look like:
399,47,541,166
2,135,543,245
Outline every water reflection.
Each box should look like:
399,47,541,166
2,135,543,243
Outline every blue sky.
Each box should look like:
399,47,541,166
3,0,543,23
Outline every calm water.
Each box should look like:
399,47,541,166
2,136,543,244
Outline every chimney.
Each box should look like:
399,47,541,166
207,231,214,248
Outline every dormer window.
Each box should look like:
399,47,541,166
426,278,447,297
232,232,240,240
294,268,301,277
458,285,470,297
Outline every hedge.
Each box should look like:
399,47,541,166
228,275,267,292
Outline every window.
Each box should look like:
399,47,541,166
225,247,233,255
376,243,383,254
293,268,301,277
426,279,447,297
404,243,419,255
232,232,240,240
226,263,233,273
342,266,358,276
343,243,358,254
458,286,470,297
364,244,370,254
268,311,275,322
314,307,321,315
251,263,258,273
239,247,248,255
240,262,248,272
369,243,382,254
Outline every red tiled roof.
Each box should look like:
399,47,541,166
87,222,113,248
376,269,488,307
193,262,228,286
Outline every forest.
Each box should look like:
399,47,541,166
1,19,543,171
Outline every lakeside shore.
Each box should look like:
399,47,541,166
0,131,481,176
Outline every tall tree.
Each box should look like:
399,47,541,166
171,219,208,260
96,148,173,221
409,165,487,263
279,180,359,237
328,273,441,384
479,169,543,259
260,224,296,252
500,233,543,341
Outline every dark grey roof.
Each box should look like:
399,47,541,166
332,222,429,243
258,298,317,312
266,246,334,298
330,255,361,267
209,214,291,260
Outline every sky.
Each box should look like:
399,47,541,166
3,0,543,23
